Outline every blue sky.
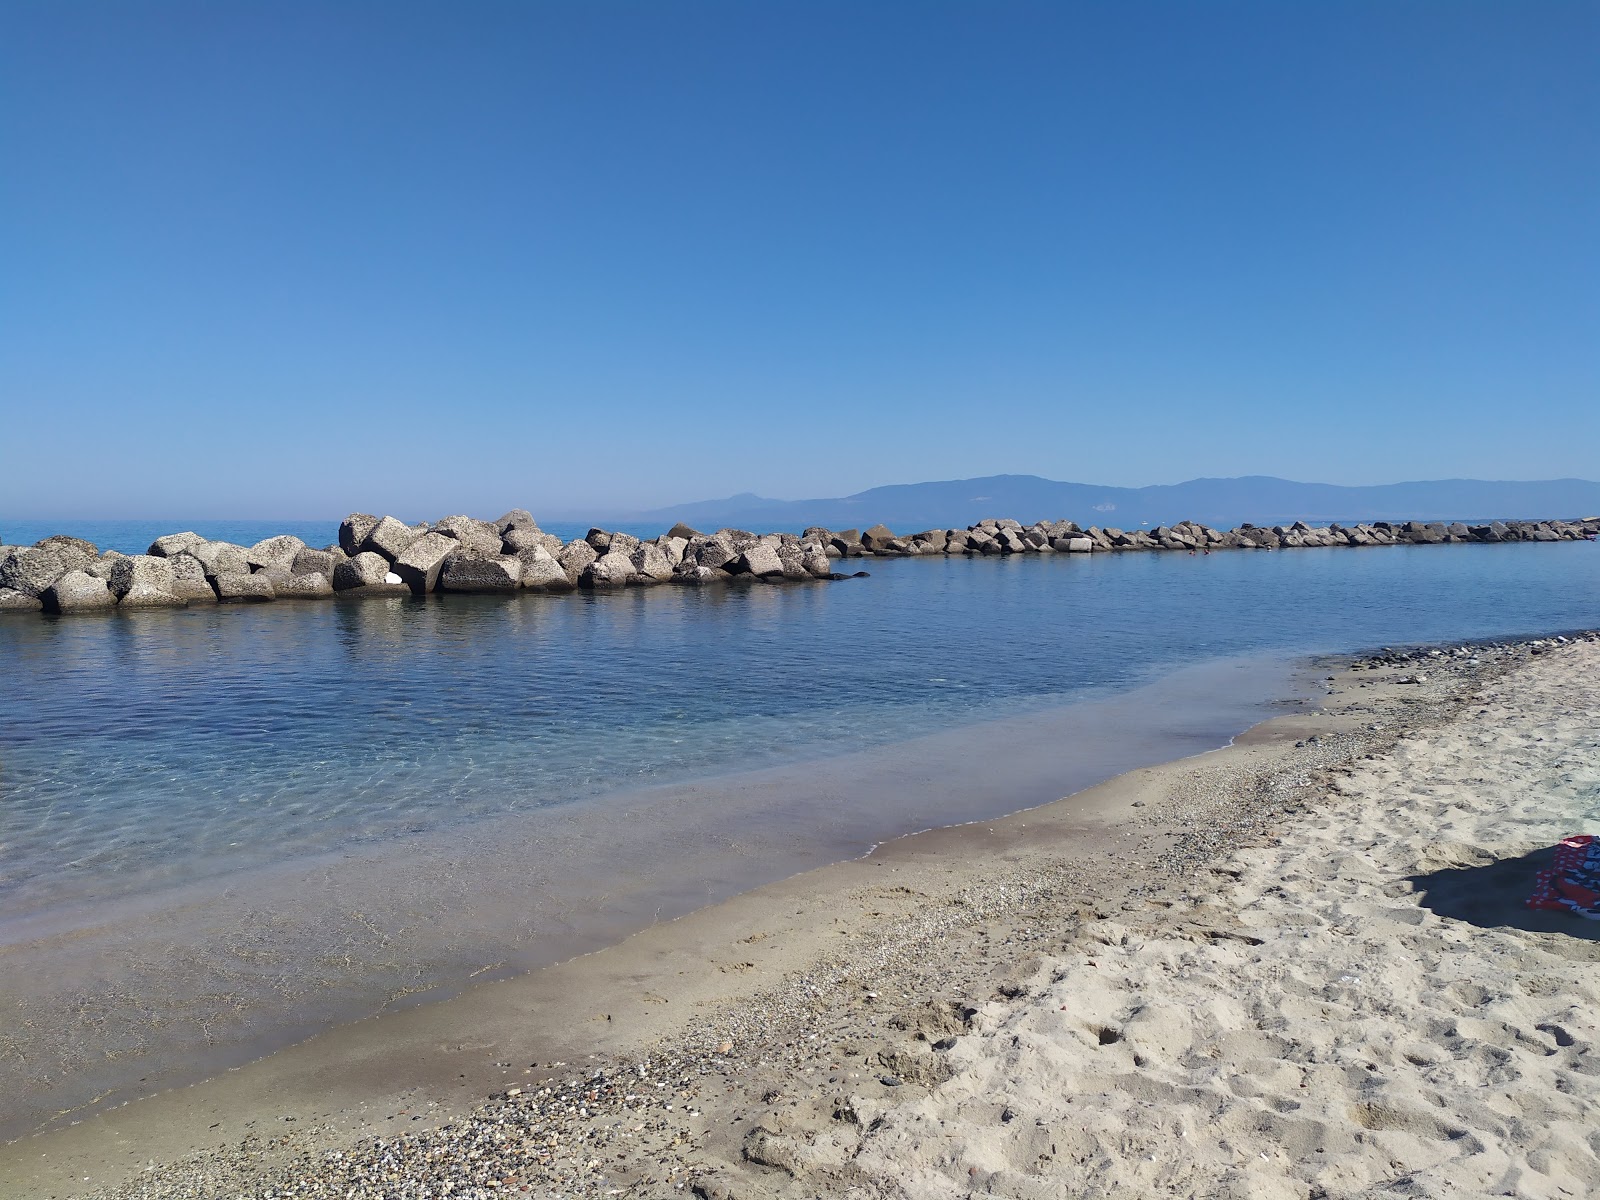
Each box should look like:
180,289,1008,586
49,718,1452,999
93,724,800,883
2,1,1595,520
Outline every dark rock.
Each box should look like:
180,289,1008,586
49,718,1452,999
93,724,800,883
333,551,394,590
860,524,897,551
339,514,380,555
585,528,614,552
666,522,703,540
438,551,521,593
0,547,75,597
293,547,344,577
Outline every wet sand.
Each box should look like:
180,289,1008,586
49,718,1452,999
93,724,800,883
5,633,1594,1197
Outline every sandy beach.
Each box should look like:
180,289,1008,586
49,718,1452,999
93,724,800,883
5,632,1597,1199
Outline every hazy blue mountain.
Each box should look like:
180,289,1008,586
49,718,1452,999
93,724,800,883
594,475,1600,534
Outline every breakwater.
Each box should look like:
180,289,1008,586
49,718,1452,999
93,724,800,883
1,509,1596,614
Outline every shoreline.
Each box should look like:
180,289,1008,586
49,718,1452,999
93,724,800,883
0,651,1303,1147
6,629,1593,1198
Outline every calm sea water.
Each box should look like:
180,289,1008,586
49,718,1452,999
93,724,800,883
3,541,1599,917
1,539,1598,1136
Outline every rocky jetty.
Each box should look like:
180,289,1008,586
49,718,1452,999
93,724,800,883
1,511,1595,616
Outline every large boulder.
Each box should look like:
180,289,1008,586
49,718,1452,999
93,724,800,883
433,515,504,556
333,551,393,590
338,514,380,556
169,578,218,603
293,547,345,577
189,540,250,577
87,552,125,580
168,553,209,584
0,547,75,597
119,581,187,608
36,535,99,565
657,535,688,567
518,547,576,593
584,528,614,552
801,544,833,577
501,525,550,554
246,535,306,573
630,543,675,582
213,573,275,602
860,524,898,552
0,588,43,611
774,543,808,579
581,551,635,590
362,515,423,562
608,532,643,557
148,531,206,557
1066,537,1095,553
109,555,175,597
274,572,334,598
730,543,785,577
438,551,521,593
692,535,738,570
42,570,116,613
666,522,703,541
392,531,457,594
557,539,598,583
493,509,536,533
672,564,726,587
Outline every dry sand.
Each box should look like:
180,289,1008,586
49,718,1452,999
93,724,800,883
5,634,1597,1199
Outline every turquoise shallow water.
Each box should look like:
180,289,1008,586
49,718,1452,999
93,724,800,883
1,539,1598,1136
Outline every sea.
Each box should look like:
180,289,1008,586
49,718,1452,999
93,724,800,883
2,519,1599,1139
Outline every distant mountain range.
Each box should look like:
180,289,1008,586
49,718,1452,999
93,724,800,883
595,475,1600,534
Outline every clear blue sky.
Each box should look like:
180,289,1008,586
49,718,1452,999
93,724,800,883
2,1,1595,520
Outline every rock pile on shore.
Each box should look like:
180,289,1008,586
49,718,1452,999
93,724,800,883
1,511,1595,615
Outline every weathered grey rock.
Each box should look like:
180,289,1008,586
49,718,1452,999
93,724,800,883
801,544,832,577
213,573,275,602
362,516,423,562
0,547,74,597
246,535,306,572
774,543,808,579
168,553,209,583
581,550,635,590
493,509,536,533
293,547,345,578
109,555,175,597
273,572,333,598
87,553,125,580
118,581,187,608
148,531,207,557
585,528,614,552
717,529,760,552
1067,537,1095,553
36,535,99,564
42,570,116,613
0,588,43,611
630,543,675,582
609,532,643,557
333,552,392,590
189,540,251,577
392,532,457,594
433,516,504,556
439,552,521,593
693,535,738,570
338,514,380,556
730,543,785,577
672,564,725,586
658,535,688,567
518,548,576,593
501,525,549,554
169,578,218,603
557,539,598,583
666,522,703,541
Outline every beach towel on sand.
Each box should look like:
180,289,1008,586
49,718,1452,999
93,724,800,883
1527,834,1600,920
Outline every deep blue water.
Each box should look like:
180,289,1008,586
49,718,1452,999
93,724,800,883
2,540,1598,922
